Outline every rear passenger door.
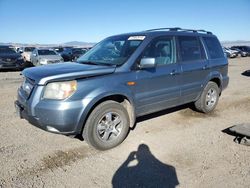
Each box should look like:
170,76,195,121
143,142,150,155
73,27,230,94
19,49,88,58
177,36,209,103
135,36,181,116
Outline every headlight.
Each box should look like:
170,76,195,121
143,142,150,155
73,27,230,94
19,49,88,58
17,56,23,60
43,80,77,100
39,59,47,64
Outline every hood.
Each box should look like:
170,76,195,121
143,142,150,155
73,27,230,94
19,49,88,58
39,55,62,60
0,53,21,59
22,62,116,85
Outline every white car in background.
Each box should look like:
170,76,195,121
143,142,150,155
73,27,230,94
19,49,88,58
30,48,64,66
18,47,36,62
223,47,238,58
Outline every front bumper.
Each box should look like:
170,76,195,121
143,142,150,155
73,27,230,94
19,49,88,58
0,60,24,69
15,86,90,135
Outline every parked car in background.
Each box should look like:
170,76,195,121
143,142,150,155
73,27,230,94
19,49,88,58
0,46,25,70
30,48,63,66
70,48,88,61
18,47,36,62
231,46,250,56
223,50,230,58
53,46,74,61
223,47,237,58
230,47,248,57
53,47,89,61
16,28,229,150
13,46,20,52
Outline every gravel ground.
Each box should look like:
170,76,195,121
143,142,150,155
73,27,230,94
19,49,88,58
0,57,250,188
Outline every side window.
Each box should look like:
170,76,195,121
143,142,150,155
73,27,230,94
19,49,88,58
178,36,205,61
141,37,176,65
203,37,224,59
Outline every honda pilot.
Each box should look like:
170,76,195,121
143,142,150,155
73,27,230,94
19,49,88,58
15,28,229,150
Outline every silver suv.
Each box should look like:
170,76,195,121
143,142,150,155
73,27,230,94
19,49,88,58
30,48,63,66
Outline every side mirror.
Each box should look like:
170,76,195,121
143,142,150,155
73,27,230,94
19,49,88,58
33,54,37,57
139,58,156,69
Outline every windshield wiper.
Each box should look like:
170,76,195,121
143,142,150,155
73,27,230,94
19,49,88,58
77,61,100,65
78,61,116,67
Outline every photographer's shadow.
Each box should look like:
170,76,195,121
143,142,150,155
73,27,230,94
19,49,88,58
112,144,179,188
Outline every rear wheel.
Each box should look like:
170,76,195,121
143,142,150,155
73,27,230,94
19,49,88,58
194,81,220,113
83,101,130,150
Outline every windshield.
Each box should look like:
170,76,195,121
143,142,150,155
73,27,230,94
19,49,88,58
24,47,35,52
38,49,57,55
77,35,144,66
0,48,16,54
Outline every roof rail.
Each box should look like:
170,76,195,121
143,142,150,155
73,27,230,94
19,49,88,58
145,27,212,34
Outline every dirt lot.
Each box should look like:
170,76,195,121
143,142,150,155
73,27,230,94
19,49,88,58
0,57,250,188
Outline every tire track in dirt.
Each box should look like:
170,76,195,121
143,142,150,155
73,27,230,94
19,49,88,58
7,146,100,187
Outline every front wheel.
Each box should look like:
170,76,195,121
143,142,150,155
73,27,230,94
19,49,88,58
83,101,130,150
194,82,220,113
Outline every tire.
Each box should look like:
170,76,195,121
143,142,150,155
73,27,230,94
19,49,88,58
83,100,130,150
194,81,220,113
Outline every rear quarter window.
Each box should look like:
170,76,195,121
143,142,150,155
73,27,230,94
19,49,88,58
203,37,224,59
178,36,205,61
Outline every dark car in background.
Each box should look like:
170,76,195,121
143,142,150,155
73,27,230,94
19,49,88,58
53,46,74,61
230,47,248,57
53,47,89,61
231,46,250,56
71,48,88,61
0,46,25,70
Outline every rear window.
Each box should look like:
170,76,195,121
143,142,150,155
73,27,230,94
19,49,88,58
178,36,205,61
203,37,224,59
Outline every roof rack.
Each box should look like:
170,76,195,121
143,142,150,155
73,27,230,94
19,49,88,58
145,27,212,34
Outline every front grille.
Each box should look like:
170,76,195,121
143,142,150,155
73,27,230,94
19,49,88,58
0,57,16,63
47,60,60,64
21,77,35,98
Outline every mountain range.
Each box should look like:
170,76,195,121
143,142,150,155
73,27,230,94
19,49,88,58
0,41,96,47
220,40,250,47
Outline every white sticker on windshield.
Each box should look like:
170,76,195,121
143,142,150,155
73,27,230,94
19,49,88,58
128,36,145,40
